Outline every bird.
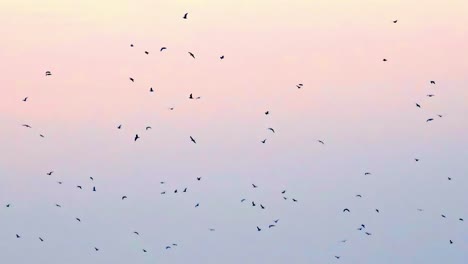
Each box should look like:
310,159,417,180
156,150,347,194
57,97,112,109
133,231,139,235
45,71,52,76
430,81,436,84
365,232,372,235
57,181,62,184
46,171,54,175
146,126,152,130
55,204,61,208
268,224,275,228
383,58,387,62
195,203,199,207
39,237,44,242
256,226,261,231
149,87,154,92
160,47,167,51
364,172,371,175
268,128,275,133
361,224,366,228
376,209,380,213
117,125,122,129
165,246,171,249
252,184,258,188
92,186,96,192
415,158,419,162
189,93,194,99
459,218,464,221
209,228,215,231
122,196,127,200
129,77,134,82
292,198,298,202
183,13,188,19
22,97,28,102
417,208,424,212
427,94,435,97
393,19,398,23
94,247,99,251
261,139,266,144
438,114,443,118
144,51,149,55
448,177,452,181
252,201,256,206
142,249,147,253
220,55,224,59
449,240,453,244
197,177,201,181
356,194,362,198
75,218,81,222
340,239,347,243
174,189,178,193
172,243,178,246
39,134,45,138
16,234,20,238
22,124,32,128
90,177,94,181
283,197,288,200
260,204,265,209
318,140,325,145
190,136,196,144
343,208,350,212
183,188,187,192
188,52,195,59
240,199,246,202
6,204,11,207
134,134,140,141
169,107,174,110
161,192,166,194
265,111,269,115
274,219,280,223
77,186,82,189
441,214,446,218
416,103,421,108
335,256,341,259
426,118,434,122
281,190,286,194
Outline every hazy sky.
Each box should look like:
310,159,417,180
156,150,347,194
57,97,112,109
1,0,467,263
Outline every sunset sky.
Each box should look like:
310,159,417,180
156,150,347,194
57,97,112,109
1,0,467,263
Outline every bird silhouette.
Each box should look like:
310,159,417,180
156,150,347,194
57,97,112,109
365,232,372,235
16,234,20,238
46,171,54,175
133,231,139,235
146,126,152,130
416,103,421,108
93,186,96,192
122,196,127,200
220,55,224,59
441,214,446,218
169,107,174,110
55,204,61,208
268,128,275,133
22,124,32,128
459,218,464,221
252,184,258,188
281,190,286,194
260,204,265,209
183,188,187,192
256,226,261,231
292,198,298,202
39,237,44,242
209,228,215,231
274,219,280,223
450,240,453,244
364,172,371,175
376,209,380,213
343,208,350,212
393,20,398,23
190,136,196,144
188,52,195,59
189,93,194,99
318,140,325,145
415,158,419,162
117,125,122,129
149,87,154,92
448,177,452,181
261,139,266,144
77,186,82,189
383,58,387,62
265,111,269,115
195,203,199,207
197,177,201,181
76,218,81,222
240,199,246,202
145,51,149,54
356,194,362,198
427,94,435,97
143,249,147,253
268,224,275,228
426,118,434,122
183,13,188,19
45,71,52,76
6,204,11,208
130,44,133,47
160,47,167,51
129,77,134,82
22,97,28,102
39,134,45,138
252,201,256,206
174,189,178,193
134,134,140,141
90,177,94,181
430,81,436,84
94,247,99,251
283,197,288,200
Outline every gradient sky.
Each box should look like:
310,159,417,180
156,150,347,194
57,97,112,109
1,0,467,263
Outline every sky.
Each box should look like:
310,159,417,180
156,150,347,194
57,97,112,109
0,0,467,263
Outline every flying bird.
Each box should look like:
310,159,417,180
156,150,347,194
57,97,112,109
335,256,341,259
426,118,434,122
93,186,96,192
129,77,134,82
261,139,266,144
393,20,398,23
268,224,275,228
260,204,265,209
77,186,82,189
416,103,421,108
133,231,139,235
383,58,387,62
122,196,127,200
188,52,195,59
183,188,187,192
252,184,258,188
376,209,380,213
209,228,215,231
430,81,436,84
134,134,140,141
281,190,286,194
94,247,99,251
318,140,325,145
22,124,32,128
149,87,154,92
130,44,133,47
189,93,194,99
22,97,28,102
195,203,199,207
364,172,371,175
343,208,350,213
76,218,81,222
117,125,122,129
268,128,275,133
146,126,152,130
256,226,261,231
415,158,419,162
292,198,298,202
365,232,372,236
197,177,201,181
55,204,61,208
240,199,246,202
450,240,453,244
90,177,94,181
45,71,52,76
145,51,149,54
142,249,147,253
441,214,446,218
220,55,224,59
190,136,196,144
459,218,464,221
274,219,279,223
183,13,188,19
39,237,44,242
16,234,20,238
252,201,256,206
160,47,167,51
46,171,54,175
427,94,435,97
265,111,269,115
6,204,11,207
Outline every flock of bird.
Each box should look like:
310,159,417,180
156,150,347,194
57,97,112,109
6,12,466,262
